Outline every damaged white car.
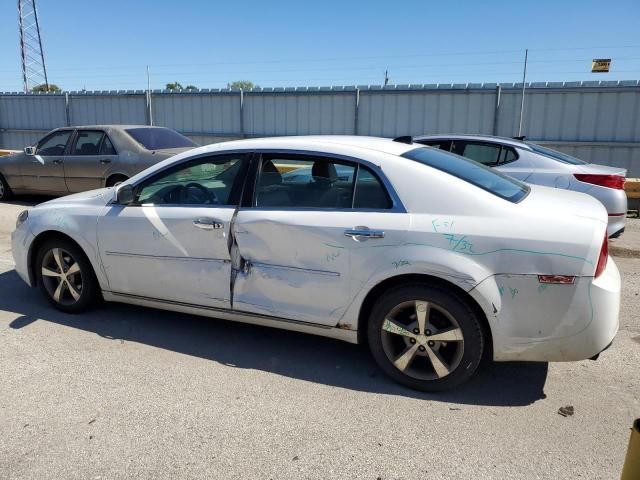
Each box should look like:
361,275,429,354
11,136,620,391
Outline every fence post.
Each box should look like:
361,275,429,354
239,89,245,138
354,88,360,135
492,85,501,135
64,92,71,126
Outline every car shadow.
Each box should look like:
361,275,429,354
1,269,548,406
0,195,54,207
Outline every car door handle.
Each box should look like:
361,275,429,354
193,217,224,230
52,159,63,165
344,227,385,240
100,159,111,164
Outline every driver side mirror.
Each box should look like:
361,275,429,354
24,146,35,156
115,184,135,205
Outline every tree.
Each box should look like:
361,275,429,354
227,80,258,90
165,81,184,91
31,83,61,93
185,85,198,91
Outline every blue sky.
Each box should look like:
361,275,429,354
1,0,639,92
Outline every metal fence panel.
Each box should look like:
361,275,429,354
244,92,356,136
69,93,147,125
152,92,241,136
0,94,66,130
1,82,639,173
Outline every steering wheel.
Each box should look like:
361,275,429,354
182,182,219,204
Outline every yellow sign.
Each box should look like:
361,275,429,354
592,59,611,73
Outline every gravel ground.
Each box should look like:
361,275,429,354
0,199,638,480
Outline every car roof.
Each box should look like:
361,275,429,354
196,135,420,157
414,133,533,150
65,125,169,130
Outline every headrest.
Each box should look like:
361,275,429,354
259,160,282,187
311,161,337,182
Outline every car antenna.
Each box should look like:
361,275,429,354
393,136,413,144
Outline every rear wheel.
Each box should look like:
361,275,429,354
0,174,12,201
35,238,100,313
106,174,128,187
367,284,484,391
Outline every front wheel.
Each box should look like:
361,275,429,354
35,238,100,313
0,174,12,201
367,284,484,391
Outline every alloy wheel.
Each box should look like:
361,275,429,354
381,300,465,381
40,247,84,306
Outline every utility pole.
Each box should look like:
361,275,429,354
517,48,528,137
18,0,49,92
384,69,389,86
146,64,153,126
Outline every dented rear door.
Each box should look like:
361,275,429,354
230,153,409,327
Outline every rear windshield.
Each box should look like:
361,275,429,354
125,127,197,150
528,143,587,165
402,147,529,203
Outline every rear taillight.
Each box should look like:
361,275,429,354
595,234,608,278
574,174,625,190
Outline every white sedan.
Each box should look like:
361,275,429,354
11,136,620,391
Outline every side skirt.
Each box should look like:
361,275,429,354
103,291,359,344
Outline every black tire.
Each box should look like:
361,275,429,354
0,174,12,201
106,175,128,187
35,237,101,313
367,283,484,392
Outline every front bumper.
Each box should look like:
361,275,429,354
475,259,620,362
11,225,34,287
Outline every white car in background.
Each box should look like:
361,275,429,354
414,134,627,238
11,136,620,391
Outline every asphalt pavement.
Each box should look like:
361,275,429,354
0,198,638,480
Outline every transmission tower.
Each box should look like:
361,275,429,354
18,0,49,93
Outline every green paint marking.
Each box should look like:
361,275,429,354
323,243,345,249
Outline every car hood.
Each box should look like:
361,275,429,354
36,187,114,208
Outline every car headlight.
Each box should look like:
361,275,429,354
16,210,29,228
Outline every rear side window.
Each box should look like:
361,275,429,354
72,130,103,155
354,166,392,209
450,141,518,167
100,135,117,155
255,155,393,210
402,147,529,203
126,127,197,151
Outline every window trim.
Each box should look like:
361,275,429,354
124,152,251,208
248,150,403,213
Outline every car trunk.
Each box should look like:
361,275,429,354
578,164,627,177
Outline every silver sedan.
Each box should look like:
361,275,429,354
0,125,197,199
414,134,627,238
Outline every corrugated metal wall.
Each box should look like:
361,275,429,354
1,81,639,174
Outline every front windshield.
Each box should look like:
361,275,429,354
527,143,587,165
402,147,529,203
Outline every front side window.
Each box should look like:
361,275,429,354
72,130,104,155
402,147,529,203
136,154,247,206
126,127,197,151
37,130,72,156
